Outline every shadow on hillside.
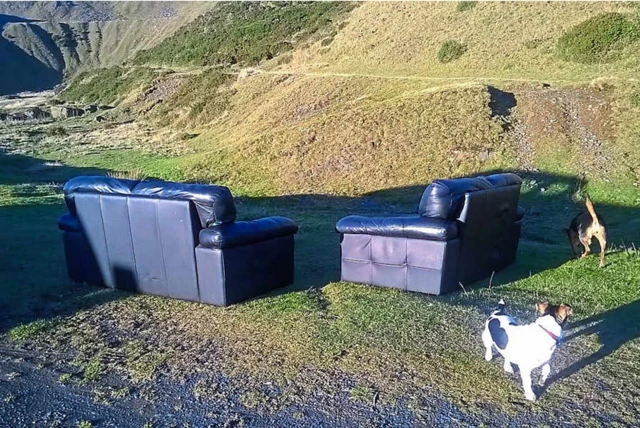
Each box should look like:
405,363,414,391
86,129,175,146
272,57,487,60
540,298,640,393
0,150,126,333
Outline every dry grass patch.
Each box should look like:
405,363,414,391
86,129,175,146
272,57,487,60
185,81,509,195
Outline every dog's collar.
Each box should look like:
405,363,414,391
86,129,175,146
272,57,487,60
539,324,561,343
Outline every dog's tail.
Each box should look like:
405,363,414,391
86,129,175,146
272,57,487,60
585,195,600,226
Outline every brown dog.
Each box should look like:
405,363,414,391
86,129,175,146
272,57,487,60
565,196,608,267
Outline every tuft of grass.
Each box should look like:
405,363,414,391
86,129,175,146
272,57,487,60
125,341,168,383
240,390,268,409
557,13,640,64
58,373,72,384
193,377,220,400
456,1,477,13
83,356,103,382
106,169,146,181
437,40,467,63
631,92,640,108
349,384,376,403
110,387,130,399
8,318,59,340
44,126,68,137
78,421,92,428
3,393,16,404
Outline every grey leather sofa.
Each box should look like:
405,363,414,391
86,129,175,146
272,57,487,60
335,173,524,295
58,176,298,306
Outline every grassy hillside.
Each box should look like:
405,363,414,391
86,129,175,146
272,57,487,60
132,2,356,67
56,2,640,196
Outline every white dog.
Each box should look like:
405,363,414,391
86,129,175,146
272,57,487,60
482,299,573,401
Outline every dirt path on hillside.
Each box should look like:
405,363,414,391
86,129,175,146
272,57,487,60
260,69,640,85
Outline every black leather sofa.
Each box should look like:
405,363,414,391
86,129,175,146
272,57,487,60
335,173,524,295
59,176,298,306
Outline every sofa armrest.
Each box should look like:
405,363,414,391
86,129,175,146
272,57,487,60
335,215,458,241
58,213,81,232
199,216,298,249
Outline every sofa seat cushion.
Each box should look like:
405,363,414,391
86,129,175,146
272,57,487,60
336,215,458,241
199,216,298,249
418,177,492,219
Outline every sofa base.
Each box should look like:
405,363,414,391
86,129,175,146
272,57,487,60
196,235,295,306
339,234,460,295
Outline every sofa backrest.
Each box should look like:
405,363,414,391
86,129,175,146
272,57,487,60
453,173,522,283
63,176,236,300
418,176,493,219
418,173,522,220
71,192,202,300
63,176,236,227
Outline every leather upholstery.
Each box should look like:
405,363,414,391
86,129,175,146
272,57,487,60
133,180,236,226
59,176,297,306
63,176,138,216
335,215,458,241
337,173,523,295
418,176,492,219
58,213,81,232
199,217,298,249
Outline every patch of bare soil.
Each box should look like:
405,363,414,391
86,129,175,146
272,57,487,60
508,86,613,177
142,74,190,105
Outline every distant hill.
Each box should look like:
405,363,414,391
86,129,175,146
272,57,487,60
0,1,213,95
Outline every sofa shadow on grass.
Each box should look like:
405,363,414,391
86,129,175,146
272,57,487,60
244,168,640,295
3,158,639,340
0,150,130,333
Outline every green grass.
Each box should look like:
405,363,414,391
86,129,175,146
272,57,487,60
59,373,72,384
456,1,477,13
133,2,356,67
437,40,467,63
8,318,59,340
58,66,159,105
557,13,640,64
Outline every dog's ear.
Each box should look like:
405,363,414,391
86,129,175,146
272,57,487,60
559,304,573,319
536,301,549,314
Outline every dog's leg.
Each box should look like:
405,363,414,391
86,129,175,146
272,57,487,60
595,233,607,268
540,363,550,385
503,359,514,374
520,367,536,401
482,328,493,361
580,237,591,259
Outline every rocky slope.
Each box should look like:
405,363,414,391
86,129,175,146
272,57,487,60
0,1,212,95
